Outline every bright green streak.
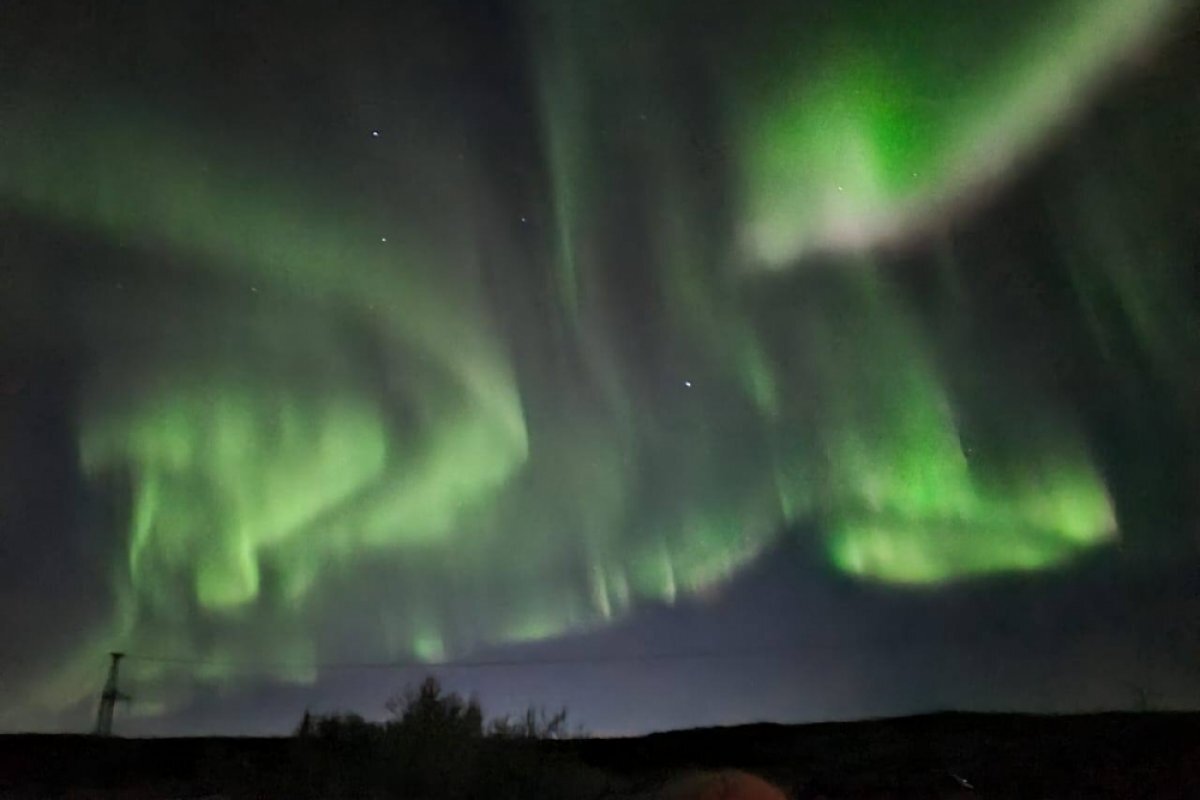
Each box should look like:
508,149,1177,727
825,438,1116,585
736,0,1178,266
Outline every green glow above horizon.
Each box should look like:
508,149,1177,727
825,454,1117,585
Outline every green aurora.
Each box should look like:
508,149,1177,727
0,0,1191,720
733,0,1179,266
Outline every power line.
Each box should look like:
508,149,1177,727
122,645,810,675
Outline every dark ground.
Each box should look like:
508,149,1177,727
2,712,1198,798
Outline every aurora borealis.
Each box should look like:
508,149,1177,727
2,0,1198,734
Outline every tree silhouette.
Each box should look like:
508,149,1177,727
385,676,483,740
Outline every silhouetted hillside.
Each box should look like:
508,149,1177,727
557,711,1200,797
2,712,1199,798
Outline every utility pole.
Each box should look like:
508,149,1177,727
94,652,130,736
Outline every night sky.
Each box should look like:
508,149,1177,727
2,0,1198,735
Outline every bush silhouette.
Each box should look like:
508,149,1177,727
488,705,572,740
291,675,600,799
